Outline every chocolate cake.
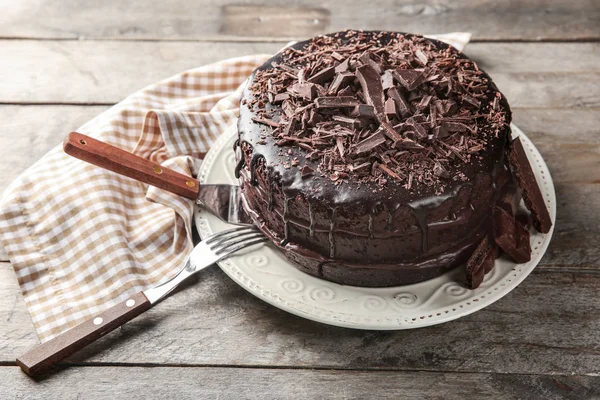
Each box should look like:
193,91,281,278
235,30,552,288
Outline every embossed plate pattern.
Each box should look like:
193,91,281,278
195,123,555,330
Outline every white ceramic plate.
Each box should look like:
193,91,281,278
194,124,555,330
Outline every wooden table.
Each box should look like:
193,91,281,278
1,1,599,398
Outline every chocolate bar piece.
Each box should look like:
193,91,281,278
465,236,496,289
355,64,385,115
507,137,552,233
493,206,531,263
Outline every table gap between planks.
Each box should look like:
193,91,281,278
0,1,599,399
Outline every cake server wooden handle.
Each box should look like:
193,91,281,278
16,291,151,377
63,132,199,200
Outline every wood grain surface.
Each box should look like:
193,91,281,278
2,366,598,400
1,0,598,41
1,41,598,104
1,1,598,397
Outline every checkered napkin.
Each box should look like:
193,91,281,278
0,33,470,343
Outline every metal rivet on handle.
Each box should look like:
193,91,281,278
153,166,163,174
186,180,195,187
126,299,135,307
93,317,103,325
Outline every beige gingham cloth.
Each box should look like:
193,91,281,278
0,34,470,343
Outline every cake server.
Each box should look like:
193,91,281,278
16,226,266,377
63,132,252,226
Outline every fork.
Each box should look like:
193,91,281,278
16,226,266,377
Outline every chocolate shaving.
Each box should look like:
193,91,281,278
246,30,509,191
251,117,279,128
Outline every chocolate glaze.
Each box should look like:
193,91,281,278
235,30,517,287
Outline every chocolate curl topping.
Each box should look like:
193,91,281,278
246,30,510,191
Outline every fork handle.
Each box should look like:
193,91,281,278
16,292,151,377
63,132,199,200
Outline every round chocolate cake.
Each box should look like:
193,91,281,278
235,30,522,287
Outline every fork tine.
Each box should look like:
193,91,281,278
210,230,264,249
204,226,257,244
215,237,268,256
211,233,265,254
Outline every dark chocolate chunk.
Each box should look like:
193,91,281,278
433,162,449,178
307,109,324,126
359,52,382,74
332,115,361,129
493,206,532,263
289,82,317,101
273,93,290,103
331,51,345,62
434,99,457,116
379,120,405,143
349,104,376,118
497,182,522,217
354,130,386,154
355,64,386,115
414,49,428,66
308,65,336,85
465,236,496,289
384,98,397,119
416,94,432,110
328,72,355,95
507,137,552,233
387,87,411,118
381,70,394,90
392,69,425,91
334,58,350,73
301,165,314,178
315,96,360,108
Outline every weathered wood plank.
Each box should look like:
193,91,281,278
513,108,600,144
0,105,109,195
2,366,599,400
0,41,598,104
2,259,600,375
1,0,599,41
0,262,38,357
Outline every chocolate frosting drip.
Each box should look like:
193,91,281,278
236,30,515,287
